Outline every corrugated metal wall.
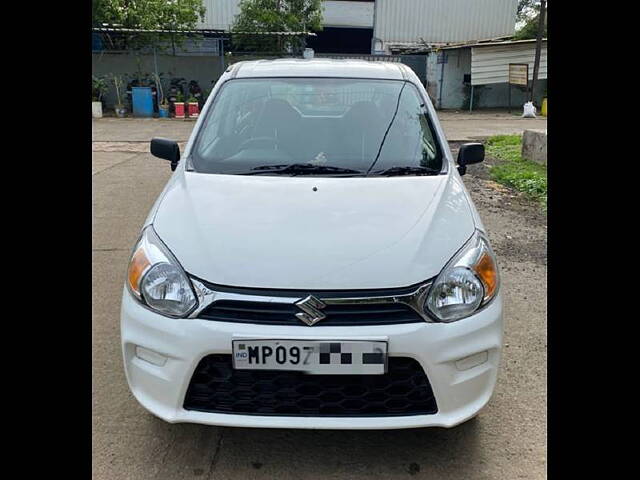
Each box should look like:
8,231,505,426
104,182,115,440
323,1,374,28
198,0,240,31
471,41,547,85
199,0,517,45
197,0,375,30
374,0,517,45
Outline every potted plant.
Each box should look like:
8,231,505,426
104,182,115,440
159,98,170,118
187,95,200,118
92,75,108,118
174,92,186,119
110,74,127,118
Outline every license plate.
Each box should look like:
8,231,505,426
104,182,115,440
232,339,387,375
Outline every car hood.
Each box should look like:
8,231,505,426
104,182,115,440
152,172,476,289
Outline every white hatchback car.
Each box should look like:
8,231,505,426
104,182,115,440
121,59,502,430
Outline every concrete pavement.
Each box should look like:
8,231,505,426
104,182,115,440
92,110,548,144
92,118,195,142
438,110,547,141
92,115,546,479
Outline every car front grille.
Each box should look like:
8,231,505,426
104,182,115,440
192,280,428,326
183,355,438,417
198,300,422,325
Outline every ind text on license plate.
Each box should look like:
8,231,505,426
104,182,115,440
232,339,387,375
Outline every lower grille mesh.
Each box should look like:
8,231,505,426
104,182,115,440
183,355,438,417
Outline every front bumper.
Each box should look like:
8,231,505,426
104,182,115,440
120,288,503,429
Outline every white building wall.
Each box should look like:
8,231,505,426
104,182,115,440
198,0,240,31
197,0,374,30
323,1,374,28
374,0,517,46
197,0,517,48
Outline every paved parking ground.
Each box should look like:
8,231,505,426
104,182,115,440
92,111,547,144
438,110,547,141
92,113,546,479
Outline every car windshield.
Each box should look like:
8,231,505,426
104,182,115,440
191,78,443,176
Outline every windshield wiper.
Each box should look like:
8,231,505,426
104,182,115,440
240,163,365,176
369,166,441,177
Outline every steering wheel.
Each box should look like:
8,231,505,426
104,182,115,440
239,136,279,151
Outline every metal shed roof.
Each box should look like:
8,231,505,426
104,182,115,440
93,26,226,35
441,38,545,50
92,27,314,36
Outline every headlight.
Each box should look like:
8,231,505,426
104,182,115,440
126,226,197,317
425,230,499,322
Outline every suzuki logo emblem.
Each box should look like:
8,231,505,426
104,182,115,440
295,295,327,326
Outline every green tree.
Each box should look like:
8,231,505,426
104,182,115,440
231,0,323,54
514,0,547,40
93,0,206,50
92,0,205,29
517,0,540,23
514,16,547,40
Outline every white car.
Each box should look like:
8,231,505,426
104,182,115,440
121,59,502,430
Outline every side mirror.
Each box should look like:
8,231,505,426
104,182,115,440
150,138,180,171
456,143,484,176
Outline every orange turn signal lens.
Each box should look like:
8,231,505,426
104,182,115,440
474,251,498,301
127,247,151,296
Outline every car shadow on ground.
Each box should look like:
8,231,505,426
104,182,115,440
148,415,483,478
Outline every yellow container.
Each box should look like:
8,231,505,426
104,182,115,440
541,97,547,116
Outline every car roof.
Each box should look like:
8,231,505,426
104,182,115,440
232,58,407,80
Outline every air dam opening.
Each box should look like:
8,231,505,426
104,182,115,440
183,355,438,417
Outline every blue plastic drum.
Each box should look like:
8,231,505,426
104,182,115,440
132,87,154,117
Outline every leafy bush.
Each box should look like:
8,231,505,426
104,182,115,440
92,75,109,102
